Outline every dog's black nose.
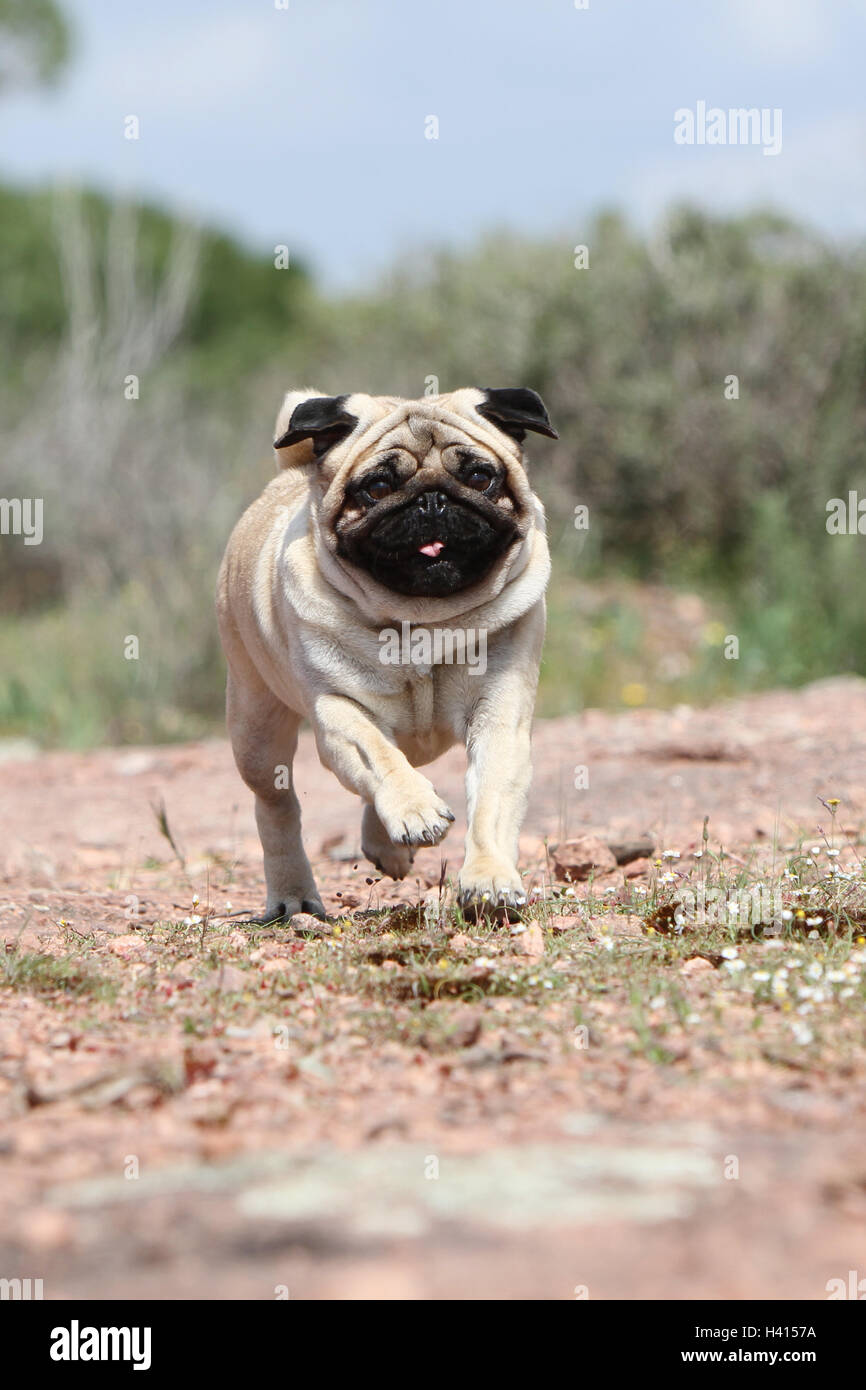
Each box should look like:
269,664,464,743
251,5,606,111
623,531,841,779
417,490,449,516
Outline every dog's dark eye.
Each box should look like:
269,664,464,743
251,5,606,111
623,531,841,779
365,477,393,501
464,466,494,492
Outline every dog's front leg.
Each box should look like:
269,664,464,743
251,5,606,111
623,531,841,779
458,612,543,920
312,693,455,855
458,709,532,920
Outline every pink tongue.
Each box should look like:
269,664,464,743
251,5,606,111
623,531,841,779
419,541,445,557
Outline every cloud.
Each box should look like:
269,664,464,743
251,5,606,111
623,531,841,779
99,11,284,118
630,112,866,237
725,0,839,64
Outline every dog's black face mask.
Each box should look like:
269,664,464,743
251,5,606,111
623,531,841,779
278,388,557,598
336,462,521,597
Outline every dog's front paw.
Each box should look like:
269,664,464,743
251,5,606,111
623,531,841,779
361,804,415,880
374,772,455,849
458,857,526,923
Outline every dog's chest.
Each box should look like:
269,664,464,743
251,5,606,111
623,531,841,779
407,662,435,731
393,663,459,763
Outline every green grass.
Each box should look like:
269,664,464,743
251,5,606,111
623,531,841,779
7,812,865,1080
134,857,866,1068
0,585,224,747
1,948,118,1000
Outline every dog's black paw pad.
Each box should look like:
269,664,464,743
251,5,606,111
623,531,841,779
234,906,287,927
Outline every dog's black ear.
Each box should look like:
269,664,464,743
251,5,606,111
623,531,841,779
476,387,558,444
274,395,358,458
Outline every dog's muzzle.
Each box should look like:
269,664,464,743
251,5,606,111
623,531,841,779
339,485,518,597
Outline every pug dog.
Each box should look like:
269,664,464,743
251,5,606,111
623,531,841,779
216,386,556,922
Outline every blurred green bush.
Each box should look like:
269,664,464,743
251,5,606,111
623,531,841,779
1,190,865,744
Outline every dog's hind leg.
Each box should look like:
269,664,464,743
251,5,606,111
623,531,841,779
226,669,325,923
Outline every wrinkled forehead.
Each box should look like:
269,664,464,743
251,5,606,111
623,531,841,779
374,412,499,460
340,392,512,466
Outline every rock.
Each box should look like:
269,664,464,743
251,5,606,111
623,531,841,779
608,838,655,865
251,942,295,960
468,958,496,980
451,1012,483,1048
17,1206,74,1251
591,868,626,892
183,1043,219,1084
113,752,156,777
292,912,331,936
591,914,644,939
547,914,586,934
624,857,653,879
423,887,450,922
261,957,294,974
681,956,716,975
210,963,249,993
0,738,39,764
516,922,545,959
551,835,617,882
108,934,149,959
566,868,626,900
77,1071,152,1110
297,1053,336,1084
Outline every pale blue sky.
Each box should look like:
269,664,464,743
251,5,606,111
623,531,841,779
2,0,865,286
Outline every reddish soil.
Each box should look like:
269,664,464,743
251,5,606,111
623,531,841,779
1,676,865,1300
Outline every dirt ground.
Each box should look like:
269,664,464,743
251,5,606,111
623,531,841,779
2,676,866,1301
